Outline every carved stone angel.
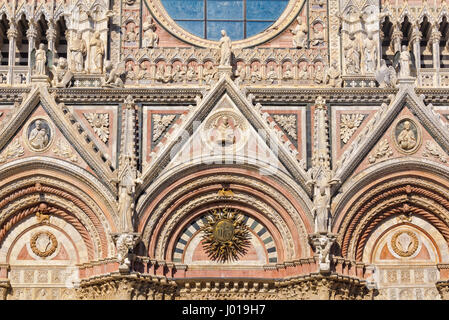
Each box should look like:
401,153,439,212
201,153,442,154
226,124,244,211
31,43,52,76
375,59,397,88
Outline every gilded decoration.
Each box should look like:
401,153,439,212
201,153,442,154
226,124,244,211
200,208,251,263
393,118,421,154
24,118,54,153
390,230,419,258
30,231,58,258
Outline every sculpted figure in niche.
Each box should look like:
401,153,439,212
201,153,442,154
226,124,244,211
291,17,308,49
29,120,49,150
89,32,105,73
267,65,278,83
399,45,411,78
172,65,183,82
324,59,342,87
214,116,237,146
299,63,309,80
34,44,47,75
186,65,197,81
311,23,324,46
250,64,262,83
362,32,377,74
314,64,324,84
219,30,232,66
142,17,159,48
203,63,217,84
344,35,361,74
283,64,293,80
313,186,330,233
70,32,87,72
397,120,417,151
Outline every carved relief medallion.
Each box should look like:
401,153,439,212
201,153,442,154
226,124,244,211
203,111,247,149
393,118,421,154
391,230,419,257
25,118,53,152
30,231,58,258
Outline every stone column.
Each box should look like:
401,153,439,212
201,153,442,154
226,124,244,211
26,21,37,84
46,19,57,53
431,25,441,86
6,22,17,85
410,25,422,84
391,25,403,53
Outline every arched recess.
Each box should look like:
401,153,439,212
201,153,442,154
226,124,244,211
137,165,313,267
0,158,118,299
333,160,449,300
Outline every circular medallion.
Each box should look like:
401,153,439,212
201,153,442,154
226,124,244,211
392,118,421,154
30,231,58,258
213,219,235,242
24,117,54,152
200,208,251,262
203,110,248,150
391,230,419,257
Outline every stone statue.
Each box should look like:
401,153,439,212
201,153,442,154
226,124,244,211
299,64,309,80
89,31,105,73
344,35,361,74
203,64,216,84
142,17,159,48
291,17,308,49
312,186,331,233
50,57,73,88
283,65,293,80
113,233,140,273
314,64,324,84
219,30,232,66
311,23,324,46
34,44,47,76
70,32,87,72
324,59,342,87
186,65,197,81
397,121,417,150
362,33,377,74
214,116,236,146
267,65,278,83
29,120,49,150
102,60,124,87
399,45,411,78
250,64,262,83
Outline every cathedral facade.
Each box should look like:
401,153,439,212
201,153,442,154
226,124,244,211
0,0,448,300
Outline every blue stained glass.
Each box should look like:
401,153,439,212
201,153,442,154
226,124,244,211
246,21,273,37
163,0,204,20
207,21,244,40
246,0,288,20
177,20,205,38
160,0,288,40
207,1,244,20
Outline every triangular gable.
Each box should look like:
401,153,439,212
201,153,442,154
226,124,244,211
334,84,449,189
163,94,289,177
141,75,310,192
0,86,116,192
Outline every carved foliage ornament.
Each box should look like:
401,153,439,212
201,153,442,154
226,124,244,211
84,113,110,143
340,114,365,143
273,114,297,140
368,139,393,164
200,208,251,263
30,231,58,258
0,138,24,163
152,114,177,142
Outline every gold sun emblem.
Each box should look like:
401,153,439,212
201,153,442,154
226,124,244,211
201,208,251,263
